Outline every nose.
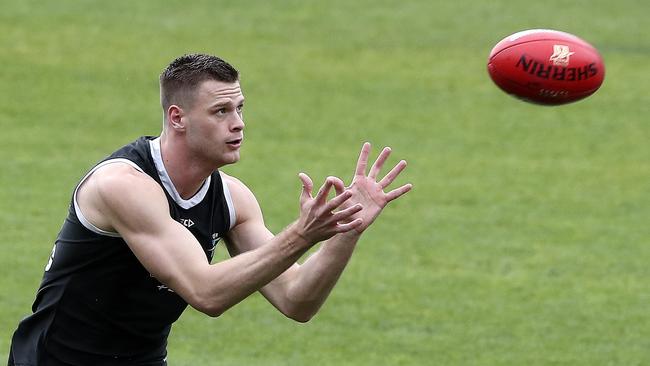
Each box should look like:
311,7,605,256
231,111,245,132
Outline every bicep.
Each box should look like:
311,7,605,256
91,166,212,301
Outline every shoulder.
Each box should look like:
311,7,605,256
94,162,161,196
219,171,254,198
87,162,167,216
77,161,169,234
219,171,263,226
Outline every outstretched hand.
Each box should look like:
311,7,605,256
294,173,364,244
338,142,412,233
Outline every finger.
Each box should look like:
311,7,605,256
378,160,407,189
385,183,413,203
331,203,363,221
354,142,371,177
330,176,346,196
335,218,363,233
314,176,336,203
368,147,391,180
325,189,352,212
298,173,313,202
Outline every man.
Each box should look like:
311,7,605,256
8,54,412,365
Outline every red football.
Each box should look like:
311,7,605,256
487,29,605,105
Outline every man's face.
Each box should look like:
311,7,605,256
183,79,245,167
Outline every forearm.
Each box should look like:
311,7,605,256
190,224,311,316
208,171,366,320
281,231,362,319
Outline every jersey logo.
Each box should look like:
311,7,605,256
149,274,176,293
157,284,175,293
178,218,195,228
208,233,221,256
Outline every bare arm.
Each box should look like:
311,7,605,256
77,163,361,317
287,143,412,314
224,143,411,321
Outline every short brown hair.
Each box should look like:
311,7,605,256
159,54,239,111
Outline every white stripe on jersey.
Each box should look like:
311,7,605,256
73,158,144,237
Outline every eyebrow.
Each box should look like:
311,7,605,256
208,97,245,109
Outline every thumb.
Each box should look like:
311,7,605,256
298,172,313,203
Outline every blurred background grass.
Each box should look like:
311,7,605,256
1,1,650,365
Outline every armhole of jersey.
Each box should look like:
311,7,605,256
73,158,145,237
220,172,236,230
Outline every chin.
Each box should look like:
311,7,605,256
218,153,240,166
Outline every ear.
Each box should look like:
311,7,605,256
167,105,186,132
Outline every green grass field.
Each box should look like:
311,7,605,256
2,1,650,364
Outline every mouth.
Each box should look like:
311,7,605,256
226,138,243,147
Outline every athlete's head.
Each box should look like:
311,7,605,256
160,54,239,116
159,54,245,167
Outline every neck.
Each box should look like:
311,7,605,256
158,133,218,200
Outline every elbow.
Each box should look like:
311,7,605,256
283,303,319,323
189,294,227,318
289,313,314,323
285,311,314,323
169,272,232,317
200,304,226,318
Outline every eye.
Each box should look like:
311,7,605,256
215,108,227,115
236,104,244,113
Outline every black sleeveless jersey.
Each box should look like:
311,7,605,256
9,136,234,365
